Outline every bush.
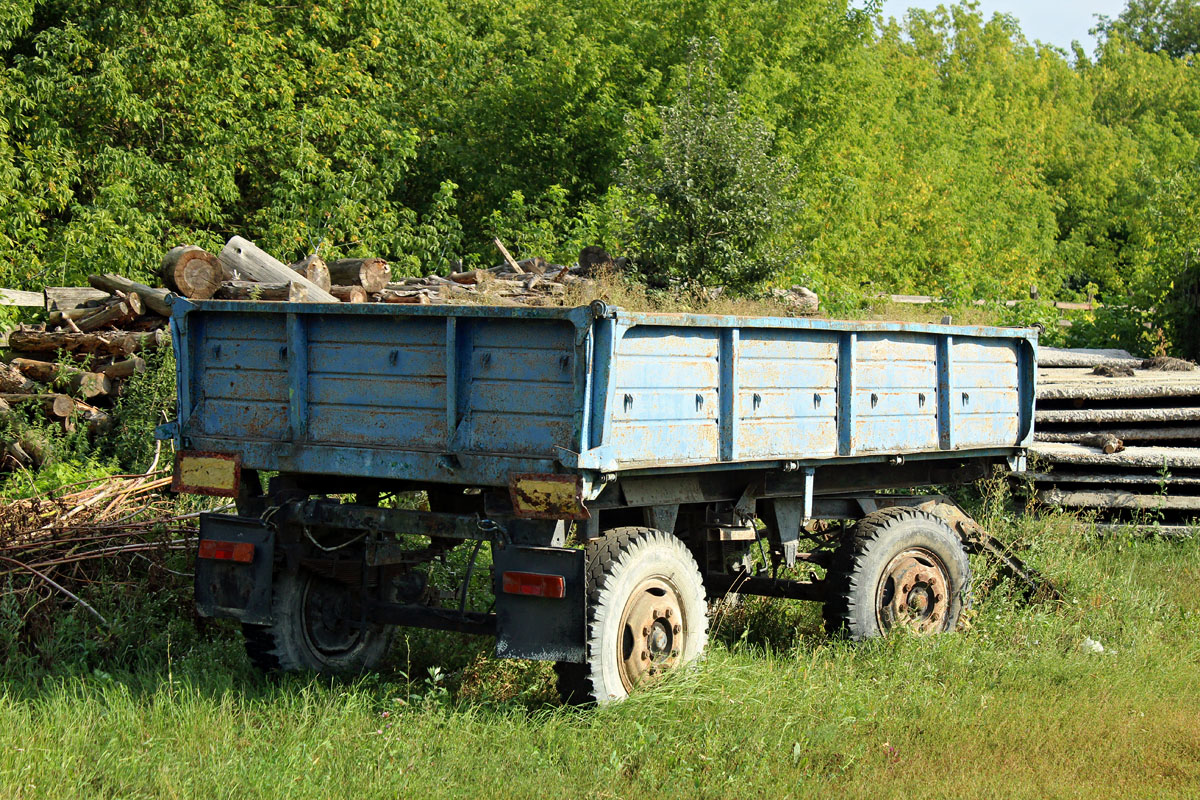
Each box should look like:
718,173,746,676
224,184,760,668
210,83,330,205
620,39,801,288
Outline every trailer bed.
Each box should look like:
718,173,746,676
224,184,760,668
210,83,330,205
163,300,1037,486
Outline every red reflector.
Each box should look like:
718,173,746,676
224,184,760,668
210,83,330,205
198,539,255,564
501,571,566,599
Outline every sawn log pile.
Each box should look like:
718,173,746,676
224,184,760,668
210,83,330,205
1028,347,1200,534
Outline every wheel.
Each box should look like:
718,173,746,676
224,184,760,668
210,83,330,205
242,567,395,674
823,507,970,640
557,527,709,705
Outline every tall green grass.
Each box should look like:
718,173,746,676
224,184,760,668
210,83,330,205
1,511,1197,799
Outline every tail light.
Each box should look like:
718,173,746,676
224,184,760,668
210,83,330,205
501,571,566,599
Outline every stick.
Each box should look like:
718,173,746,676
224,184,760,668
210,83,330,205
493,238,525,273
0,555,109,625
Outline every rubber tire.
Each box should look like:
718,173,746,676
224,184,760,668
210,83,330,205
823,507,970,640
242,568,395,674
556,527,709,705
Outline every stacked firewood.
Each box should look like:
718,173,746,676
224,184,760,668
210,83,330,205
0,273,173,468
202,236,604,307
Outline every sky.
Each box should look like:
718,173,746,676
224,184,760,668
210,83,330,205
876,1,1130,50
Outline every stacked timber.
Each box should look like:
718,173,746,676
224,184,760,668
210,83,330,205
1028,347,1200,534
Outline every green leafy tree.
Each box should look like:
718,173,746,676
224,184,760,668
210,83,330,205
620,40,800,287
1095,0,1200,57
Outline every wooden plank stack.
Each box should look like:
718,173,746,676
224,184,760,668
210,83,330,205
1027,347,1200,534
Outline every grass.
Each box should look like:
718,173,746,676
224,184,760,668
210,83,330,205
0,509,1197,799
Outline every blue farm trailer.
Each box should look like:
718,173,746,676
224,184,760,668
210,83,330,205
159,298,1037,703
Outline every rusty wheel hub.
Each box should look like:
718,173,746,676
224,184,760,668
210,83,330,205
876,548,951,634
618,577,685,693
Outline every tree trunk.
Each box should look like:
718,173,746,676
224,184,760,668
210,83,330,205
376,289,433,304
330,285,369,303
218,236,339,302
0,393,75,419
215,281,291,301
0,362,40,393
44,287,111,311
7,329,167,357
74,295,145,332
288,255,332,292
98,357,147,380
87,273,172,316
327,258,391,293
160,245,226,299
9,358,112,399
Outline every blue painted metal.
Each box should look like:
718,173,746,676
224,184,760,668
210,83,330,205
165,300,1037,487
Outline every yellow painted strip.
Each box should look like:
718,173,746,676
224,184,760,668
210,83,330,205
178,456,238,491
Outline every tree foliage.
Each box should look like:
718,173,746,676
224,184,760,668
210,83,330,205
1,0,1200,354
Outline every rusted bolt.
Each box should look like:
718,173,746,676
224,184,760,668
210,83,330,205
672,624,681,635
642,626,650,637
902,583,912,593
640,650,650,661
663,608,673,619
935,594,942,602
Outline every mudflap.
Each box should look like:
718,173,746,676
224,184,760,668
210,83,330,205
492,545,586,662
195,513,275,624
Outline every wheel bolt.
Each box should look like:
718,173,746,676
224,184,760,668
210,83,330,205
664,608,673,619
642,626,650,637
672,624,681,635
641,650,650,661
935,594,942,602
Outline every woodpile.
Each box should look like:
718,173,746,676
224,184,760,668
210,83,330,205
0,235,822,468
1027,347,1200,535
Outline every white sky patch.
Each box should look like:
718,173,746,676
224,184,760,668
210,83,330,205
873,1,1130,51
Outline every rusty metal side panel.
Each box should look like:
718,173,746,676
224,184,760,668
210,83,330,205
193,312,289,440
736,328,838,459
853,332,940,453
951,337,1021,447
607,325,721,465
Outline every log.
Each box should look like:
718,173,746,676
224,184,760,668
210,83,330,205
1038,348,1140,368
1035,407,1200,425
75,294,145,332
0,362,41,394
1024,472,1200,487
44,287,111,311
74,400,113,435
330,284,369,303
218,236,339,302
1040,488,1200,512
87,273,172,316
0,289,43,307
7,329,166,357
0,393,75,419
49,305,113,328
376,289,432,304
215,281,291,301
98,357,146,380
288,255,332,292
9,358,112,399
160,245,226,299
327,258,390,293
1035,426,1200,444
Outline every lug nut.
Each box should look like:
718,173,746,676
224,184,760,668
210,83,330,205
641,650,650,661
663,608,673,619
672,624,681,635
642,626,650,637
